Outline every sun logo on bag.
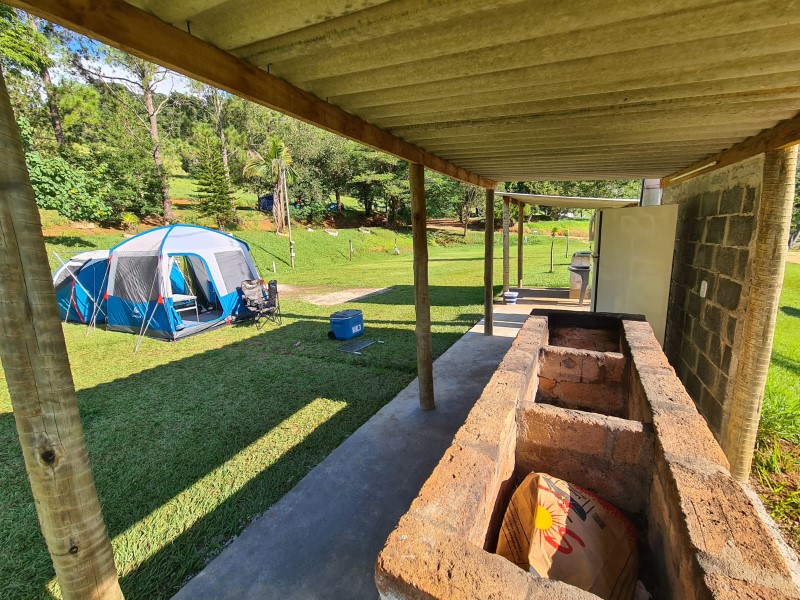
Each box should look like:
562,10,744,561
534,504,554,530
534,496,586,555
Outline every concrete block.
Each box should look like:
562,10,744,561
716,277,742,311
725,215,755,247
743,185,757,213
705,217,727,244
696,243,715,269
700,190,722,217
714,246,737,277
720,187,744,214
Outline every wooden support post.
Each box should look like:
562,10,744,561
409,163,434,410
517,200,524,288
502,198,510,295
484,188,495,336
724,145,798,481
0,66,123,599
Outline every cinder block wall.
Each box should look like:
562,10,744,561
661,156,762,448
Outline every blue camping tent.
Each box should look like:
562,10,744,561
53,250,110,324
105,225,261,340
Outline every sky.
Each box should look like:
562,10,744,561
53,28,195,96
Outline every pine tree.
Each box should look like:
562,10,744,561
194,142,235,229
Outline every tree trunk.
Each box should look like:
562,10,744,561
41,68,65,147
724,145,798,481
144,86,172,222
212,90,235,218
390,196,399,228
273,178,285,234
0,66,123,600
550,236,555,272
364,198,372,217
335,189,343,212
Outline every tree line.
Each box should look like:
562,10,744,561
2,5,652,234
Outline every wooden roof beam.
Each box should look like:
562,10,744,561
662,112,800,186
9,0,495,189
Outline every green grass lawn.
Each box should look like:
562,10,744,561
753,262,800,550
1,224,583,600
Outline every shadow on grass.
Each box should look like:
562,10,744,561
349,284,485,308
771,351,800,378
245,241,291,268
44,235,98,248
780,305,800,319
0,313,470,599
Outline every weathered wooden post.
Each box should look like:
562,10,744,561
502,197,510,295
517,200,524,287
409,163,434,410
0,66,123,599
724,145,798,481
484,188,495,335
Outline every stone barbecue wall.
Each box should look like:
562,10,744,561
375,313,800,599
662,156,762,451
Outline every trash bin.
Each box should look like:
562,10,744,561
329,309,364,340
569,251,591,299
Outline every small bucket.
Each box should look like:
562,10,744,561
504,291,519,305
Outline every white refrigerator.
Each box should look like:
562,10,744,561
590,204,678,346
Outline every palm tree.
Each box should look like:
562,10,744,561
724,145,798,481
0,67,122,598
243,136,297,234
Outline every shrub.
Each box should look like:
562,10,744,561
25,151,112,222
120,212,140,233
292,197,329,225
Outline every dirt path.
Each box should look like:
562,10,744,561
279,284,389,306
787,252,800,265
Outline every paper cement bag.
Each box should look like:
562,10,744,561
496,472,637,600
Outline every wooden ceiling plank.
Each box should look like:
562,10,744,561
8,0,495,188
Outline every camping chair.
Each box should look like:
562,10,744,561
241,279,281,329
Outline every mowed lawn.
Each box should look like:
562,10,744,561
0,224,585,599
754,262,800,550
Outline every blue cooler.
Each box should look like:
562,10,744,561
329,309,364,340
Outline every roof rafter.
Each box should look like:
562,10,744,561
662,112,800,186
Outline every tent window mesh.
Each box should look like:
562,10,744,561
113,256,160,302
215,251,251,294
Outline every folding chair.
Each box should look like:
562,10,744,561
240,279,282,329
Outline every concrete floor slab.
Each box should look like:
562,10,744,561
173,290,578,599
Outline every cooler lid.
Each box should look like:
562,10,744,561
330,309,363,319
